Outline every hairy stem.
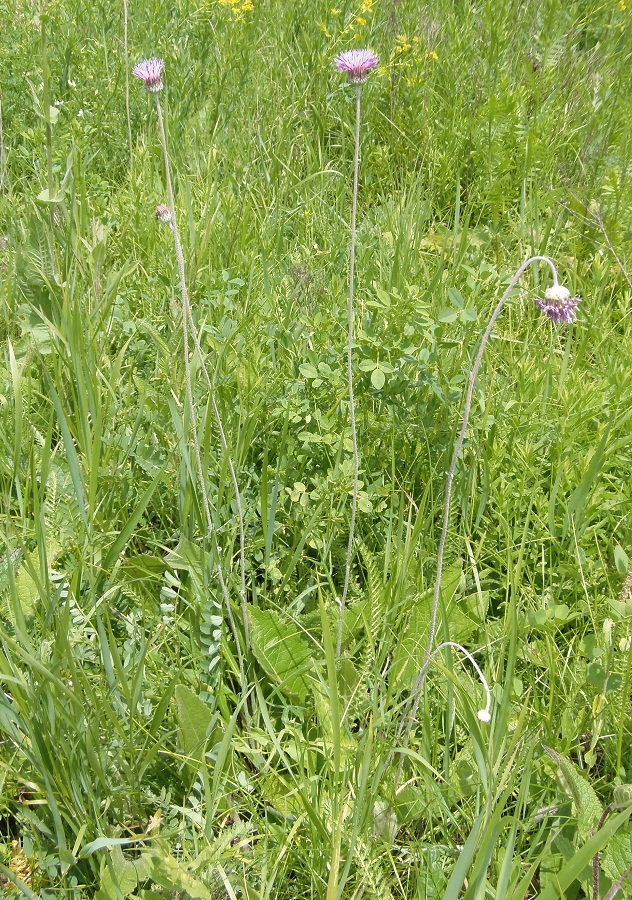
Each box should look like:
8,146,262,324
0,92,9,193
184,305,249,651
153,93,247,686
337,83,362,659
123,0,133,170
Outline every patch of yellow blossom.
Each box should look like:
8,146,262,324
395,34,412,52
381,32,440,78
324,0,377,47
216,0,254,18
619,0,628,10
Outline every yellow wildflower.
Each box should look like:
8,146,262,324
428,50,439,61
330,6,340,12
356,15,366,25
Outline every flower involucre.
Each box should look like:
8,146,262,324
133,57,165,92
156,204,172,224
535,284,581,324
335,49,378,84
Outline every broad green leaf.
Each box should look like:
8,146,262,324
543,745,603,840
148,848,211,899
96,846,150,899
537,806,632,900
391,563,462,688
14,551,41,617
585,661,606,690
299,363,318,379
602,833,632,893
448,287,465,308
389,587,433,688
371,367,386,390
175,685,215,769
614,544,629,576
248,606,313,701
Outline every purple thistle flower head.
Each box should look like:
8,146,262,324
156,204,172,224
534,284,581,324
133,57,165,93
335,49,378,84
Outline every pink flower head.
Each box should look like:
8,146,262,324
133,57,165,92
335,49,378,84
534,284,581,324
156,204,172,224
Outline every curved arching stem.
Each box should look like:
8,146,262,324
392,255,559,785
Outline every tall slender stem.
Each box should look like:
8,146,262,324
337,83,362,659
184,304,249,650
393,256,559,781
0,92,8,194
153,94,247,685
40,6,54,206
123,0,133,170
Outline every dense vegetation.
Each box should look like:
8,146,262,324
0,0,631,896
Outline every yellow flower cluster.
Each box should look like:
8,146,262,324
361,32,438,83
321,0,377,43
216,0,254,18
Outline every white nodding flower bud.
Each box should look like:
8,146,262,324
535,281,580,324
544,284,571,303
429,641,492,725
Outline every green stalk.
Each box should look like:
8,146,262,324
40,4,54,203
337,82,362,659
153,93,248,684
123,0,133,169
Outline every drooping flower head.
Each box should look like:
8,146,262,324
133,57,165,93
335,49,378,84
156,204,172,224
534,284,581,324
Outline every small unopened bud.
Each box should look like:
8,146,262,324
429,641,492,725
156,204,172,224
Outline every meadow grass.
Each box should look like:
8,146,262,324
0,0,632,896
